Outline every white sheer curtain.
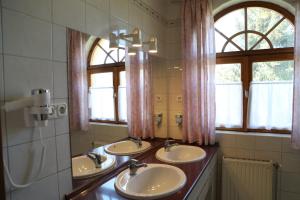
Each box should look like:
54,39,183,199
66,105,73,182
215,83,243,128
248,81,293,130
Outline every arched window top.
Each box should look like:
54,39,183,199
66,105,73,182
214,2,295,53
89,38,125,66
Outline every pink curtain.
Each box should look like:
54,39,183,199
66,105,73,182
67,29,89,132
292,1,300,149
182,0,216,145
126,50,154,139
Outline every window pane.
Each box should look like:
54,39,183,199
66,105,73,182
268,19,294,48
224,43,239,52
215,9,245,38
216,63,243,128
90,46,106,65
90,72,115,120
253,39,271,50
247,7,283,34
91,72,113,87
248,61,294,130
215,31,227,53
89,87,115,121
248,33,262,50
118,49,125,62
118,71,127,121
232,34,245,50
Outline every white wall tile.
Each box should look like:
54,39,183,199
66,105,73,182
86,0,109,11
53,25,67,62
1,101,7,147
8,137,57,183
128,2,143,28
281,191,300,200
281,172,300,193
216,133,236,148
0,8,3,54
282,153,300,173
255,136,282,152
254,150,282,164
2,0,52,21
282,137,300,154
53,62,68,99
6,109,55,146
4,55,53,101
3,9,52,59
56,133,71,171
235,135,255,150
110,0,129,23
86,4,109,38
58,168,72,200
0,56,4,101
53,0,85,32
11,174,59,200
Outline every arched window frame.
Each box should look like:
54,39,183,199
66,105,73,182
87,38,126,124
215,2,295,134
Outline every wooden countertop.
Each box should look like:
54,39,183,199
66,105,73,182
66,139,218,200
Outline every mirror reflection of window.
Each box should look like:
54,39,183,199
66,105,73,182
88,38,127,124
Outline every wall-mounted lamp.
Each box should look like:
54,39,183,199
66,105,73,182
109,27,158,55
154,113,163,127
128,47,137,56
144,36,158,54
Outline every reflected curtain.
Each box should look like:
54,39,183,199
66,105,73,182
292,1,300,149
182,0,216,145
126,50,154,139
67,29,89,131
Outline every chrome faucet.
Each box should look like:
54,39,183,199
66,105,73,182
164,139,179,152
129,137,142,148
87,152,102,168
128,159,147,176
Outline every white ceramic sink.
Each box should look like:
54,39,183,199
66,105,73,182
72,154,115,179
115,163,186,199
156,145,206,164
104,140,151,155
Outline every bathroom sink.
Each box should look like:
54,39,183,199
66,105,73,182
72,154,115,179
104,140,151,155
115,163,186,199
156,145,206,164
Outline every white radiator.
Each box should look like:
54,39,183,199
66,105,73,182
222,157,277,200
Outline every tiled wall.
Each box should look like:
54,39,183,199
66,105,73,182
216,132,300,200
0,0,167,200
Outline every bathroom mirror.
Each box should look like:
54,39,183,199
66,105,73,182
67,29,168,191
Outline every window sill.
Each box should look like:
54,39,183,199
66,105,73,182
89,122,128,128
216,130,291,138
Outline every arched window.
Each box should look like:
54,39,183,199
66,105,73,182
214,2,294,133
88,38,127,124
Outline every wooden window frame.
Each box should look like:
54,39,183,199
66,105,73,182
87,38,127,125
215,2,295,134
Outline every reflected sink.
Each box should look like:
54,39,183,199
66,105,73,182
72,154,115,179
115,163,186,199
156,145,206,164
104,140,151,155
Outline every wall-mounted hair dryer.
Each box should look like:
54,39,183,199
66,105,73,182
1,88,67,189
2,88,53,127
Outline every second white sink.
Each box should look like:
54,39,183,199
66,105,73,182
156,145,206,164
115,163,186,199
72,154,115,179
104,140,151,156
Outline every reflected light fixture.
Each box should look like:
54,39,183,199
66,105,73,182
144,36,158,53
109,33,118,50
128,47,137,56
118,27,142,47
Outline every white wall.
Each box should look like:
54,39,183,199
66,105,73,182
0,0,167,200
